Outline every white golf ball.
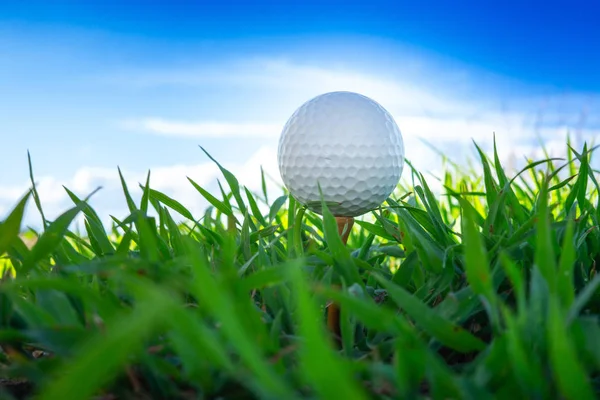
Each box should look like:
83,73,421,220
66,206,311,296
277,91,405,217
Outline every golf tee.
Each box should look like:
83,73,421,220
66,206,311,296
327,216,354,346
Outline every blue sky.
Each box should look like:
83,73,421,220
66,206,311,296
1,0,600,227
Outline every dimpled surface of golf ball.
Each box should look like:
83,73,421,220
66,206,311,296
277,91,404,217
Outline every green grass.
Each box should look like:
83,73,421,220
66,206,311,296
2,137,600,399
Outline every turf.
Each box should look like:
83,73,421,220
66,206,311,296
1,136,600,399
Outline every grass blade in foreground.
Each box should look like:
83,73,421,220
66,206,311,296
37,281,174,400
182,236,296,399
460,200,500,331
548,297,595,400
375,274,486,353
287,262,368,400
21,202,89,273
0,190,31,256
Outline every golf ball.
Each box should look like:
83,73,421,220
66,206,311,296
277,91,404,217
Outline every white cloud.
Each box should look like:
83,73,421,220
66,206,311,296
117,109,596,179
120,118,282,139
0,179,33,201
108,58,476,118
117,58,598,164
240,59,473,117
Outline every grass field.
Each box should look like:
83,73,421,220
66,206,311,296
1,137,600,399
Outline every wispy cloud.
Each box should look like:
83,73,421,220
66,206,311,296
120,118,281,138
109,58,478,118
116,58,598,149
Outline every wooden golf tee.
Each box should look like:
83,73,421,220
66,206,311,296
327,216,354,347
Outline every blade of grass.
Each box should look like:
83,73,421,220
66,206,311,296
287,263,368,400
37,280,173,400
375,274,486,353
548,296,595,400
0,191,31,256
22,197,94,274
534,175,557,291
187,177,233,216
143,186,196,222
200,146,247,215
182,236,295,398
460,198,500,331
117,167,137,213
28,151,47,228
